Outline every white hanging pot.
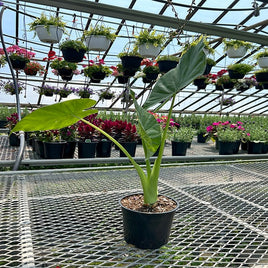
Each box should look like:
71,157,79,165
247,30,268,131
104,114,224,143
35,25,64,44
84,35,111,51
226,46,247,58
138,44,161,58
258,57,268,68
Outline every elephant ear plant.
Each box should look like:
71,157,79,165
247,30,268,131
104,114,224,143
11,40,206,247
12,39,205,204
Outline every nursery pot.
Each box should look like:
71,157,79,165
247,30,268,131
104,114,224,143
247,141,263,154
218,141,235,155
35,140,45,158
203,64,213,75
223,81,235,89
257,57,268,68
119,142,137,157
79,91,91,98
44,141,66,159
78,141,97,158
157,60,178,73
35,25,64,44
84,35,111,51
120,194,178,249
228,69,244,79
24,69,37,76
145,72,158,81
233,140,241,154
197,133,207,143
0,120,7,128
117,76,129,84
121,56,143,77
171,141,188,156
91,71,106,80
9,132,20,146
226,46,247,58
10,59,27,70
138,44,161,58
262,143,268,154
61,48,86,63
255,72,268,83
63,141,77,158
96,140,112,157
193,78,207,90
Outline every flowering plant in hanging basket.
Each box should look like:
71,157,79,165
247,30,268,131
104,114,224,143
55,86,75,98
221,97,235,106
24,61,45,76
83,59,112,81
98,88,115,100
111,64,129,84
141,58,160,82
34,84,56,96
0,80,25,95
234,76,257,91
74,87,94,98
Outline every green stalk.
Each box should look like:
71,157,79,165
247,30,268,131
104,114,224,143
81,119,146,185
143,94,176,205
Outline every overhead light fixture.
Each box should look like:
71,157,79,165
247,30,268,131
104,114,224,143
252,0,260,16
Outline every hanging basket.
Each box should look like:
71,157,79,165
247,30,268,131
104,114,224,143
226,46,247,58
24,69,37,76
84,35,111,51
10,59,27,70
228,69,244,79
255,72,268,83
157,60,178,73
203,64,213,75
193,78,207,90
91,71,106,80
138,44,161,58
257,57,268,68
61,48,86,63
120,56,143,77
117,76,129,84
35,25,64,44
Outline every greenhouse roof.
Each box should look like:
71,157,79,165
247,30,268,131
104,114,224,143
0,0,268,115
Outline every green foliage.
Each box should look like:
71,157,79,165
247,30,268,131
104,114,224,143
83,65,112,78
118,48,142,58
59,39,87,52
0,105,17,120
135,29,166,47
28,13,66,32
244,126,267,142
156,55,179,62
254,49,268,59
254,68,268,74
227,63,253,75
206,58,216,66
217,128,241,142
12,39,206,206
216,75,235,86
169,127,195,142
223,39,253,51
143,65,160,74
82,25,116,41
50,59,77,70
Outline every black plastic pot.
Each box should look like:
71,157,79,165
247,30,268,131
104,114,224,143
35,140,45,158
78,141,97,158
96,140,112,157
10,58,27,69
228,69,244,79
248,141,263,154
203,64,213,75
255,72,268,83
63,141,77,158
145,72,158,81
9,133,20,146
117,76,129,84
121,56,143,77
197,133,207,143
61,48,86,62
157,60,178,73
120,194,178,249
119,142,137,157
44,92,53,97
233,140,241,154
44,141,66,159
222,82,235,89
262,143,268,154
0,120,7,128
58,68,73,76
92,71,106,80
218,141,235,155
193,78,207,90
171,141,188,156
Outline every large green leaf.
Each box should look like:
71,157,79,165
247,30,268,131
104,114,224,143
143,40,206,109
12,99,98,133
131,91,161,159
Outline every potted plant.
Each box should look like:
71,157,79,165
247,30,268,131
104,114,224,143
168,126,194,156
0,105,16,128
193,75,209,90
156,55,179,73
98,88,115,101
50,58,79,81
2,45,35,69
82,25,116,51
227,63,254,79
118,49,143,77
0,80,25,95
24,61,45,76
55,86,74,98
221,97,235,106
216,75,236,89
217,128,241,155
243,126,266,154
28,13,66,44
254,49,268,68
254,68,268,83
60,124,77,158
223,39,253,58
59,39,88,62
197,124,208,143
75,87,94,99
203,58,216,75
135,29,165,58
83,59,112,82
34,84,56,97
12,39,206,249
111,64,129,84
6,112,20,146
141,58,160,82
235,77,257,91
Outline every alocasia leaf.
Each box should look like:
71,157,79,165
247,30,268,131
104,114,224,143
11,99,97,133
143,40,206,109
131,91,161,159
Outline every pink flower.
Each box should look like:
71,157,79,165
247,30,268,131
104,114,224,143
206,125,213,132
246,133,250,136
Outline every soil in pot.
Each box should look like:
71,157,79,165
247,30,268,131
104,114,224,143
120,194,178,249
